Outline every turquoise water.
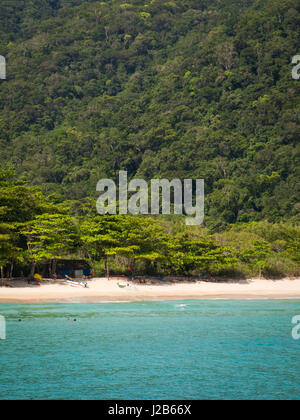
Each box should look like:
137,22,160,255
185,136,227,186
0,300,299,400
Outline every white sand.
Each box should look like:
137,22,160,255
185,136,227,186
1,277,300,302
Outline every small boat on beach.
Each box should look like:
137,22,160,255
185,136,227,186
66,275,88,288
117,282,130,288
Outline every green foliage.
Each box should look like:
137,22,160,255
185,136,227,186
0,169,54,278
22,213,79,263
216,221,300,277
80,214,168,276
0,171,299,280
0,0,299,229
0,2,299,279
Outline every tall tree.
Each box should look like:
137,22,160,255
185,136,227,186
22,213,79,277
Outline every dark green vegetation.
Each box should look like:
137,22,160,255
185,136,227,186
0,170,299,280
0,1,299,279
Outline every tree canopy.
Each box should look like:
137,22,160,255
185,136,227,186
0,0,299,230
0,1,299,280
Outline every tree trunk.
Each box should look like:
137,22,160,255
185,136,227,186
42,265,47,278
9,262,13,280
258,265,262,279
1,266,4,287
105,256,109,279
49,260,53,278
131,259,136,281
52,259,57,277
29,262,36,279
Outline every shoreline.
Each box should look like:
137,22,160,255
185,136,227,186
1,277,300,303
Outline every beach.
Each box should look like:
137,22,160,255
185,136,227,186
1,277,300,302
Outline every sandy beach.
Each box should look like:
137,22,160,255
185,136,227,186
0,277,300,302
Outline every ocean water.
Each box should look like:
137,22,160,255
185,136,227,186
0,300,299,400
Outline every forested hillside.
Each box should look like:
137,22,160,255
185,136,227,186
0,0,299,231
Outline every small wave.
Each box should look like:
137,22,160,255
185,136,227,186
174,303,188,310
